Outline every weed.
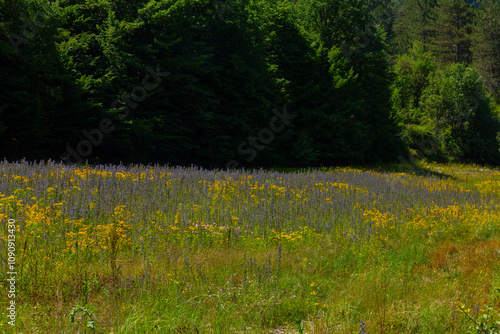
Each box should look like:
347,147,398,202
69,304,96,334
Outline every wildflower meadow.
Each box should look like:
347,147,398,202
1,160,500,333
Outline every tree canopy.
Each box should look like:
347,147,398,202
1,0,499,166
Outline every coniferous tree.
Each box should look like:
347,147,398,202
470,0,500,103
366,0,398,56
295,0,403,163
393,0,438,54
431,0,472,68
246,0,322,166
119,0,285,167
0,0,95,160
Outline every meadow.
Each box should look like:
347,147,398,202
1,161,500,333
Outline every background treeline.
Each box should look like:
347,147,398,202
0,0,499,168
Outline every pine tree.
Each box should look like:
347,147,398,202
431,0,472,68
393,0,438,54
470,0,500,103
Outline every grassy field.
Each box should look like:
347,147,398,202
1,161,500,333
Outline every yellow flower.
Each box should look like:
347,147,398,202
310,282,315,287
311,291,317,295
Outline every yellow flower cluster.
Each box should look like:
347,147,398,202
270,226,323,248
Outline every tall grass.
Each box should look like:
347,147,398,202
1,161,500,333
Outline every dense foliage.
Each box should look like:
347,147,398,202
1,0,499,167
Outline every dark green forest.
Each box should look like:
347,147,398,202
1,0,499,168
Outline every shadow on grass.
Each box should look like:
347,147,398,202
258,161,455,181
364,162,456,180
